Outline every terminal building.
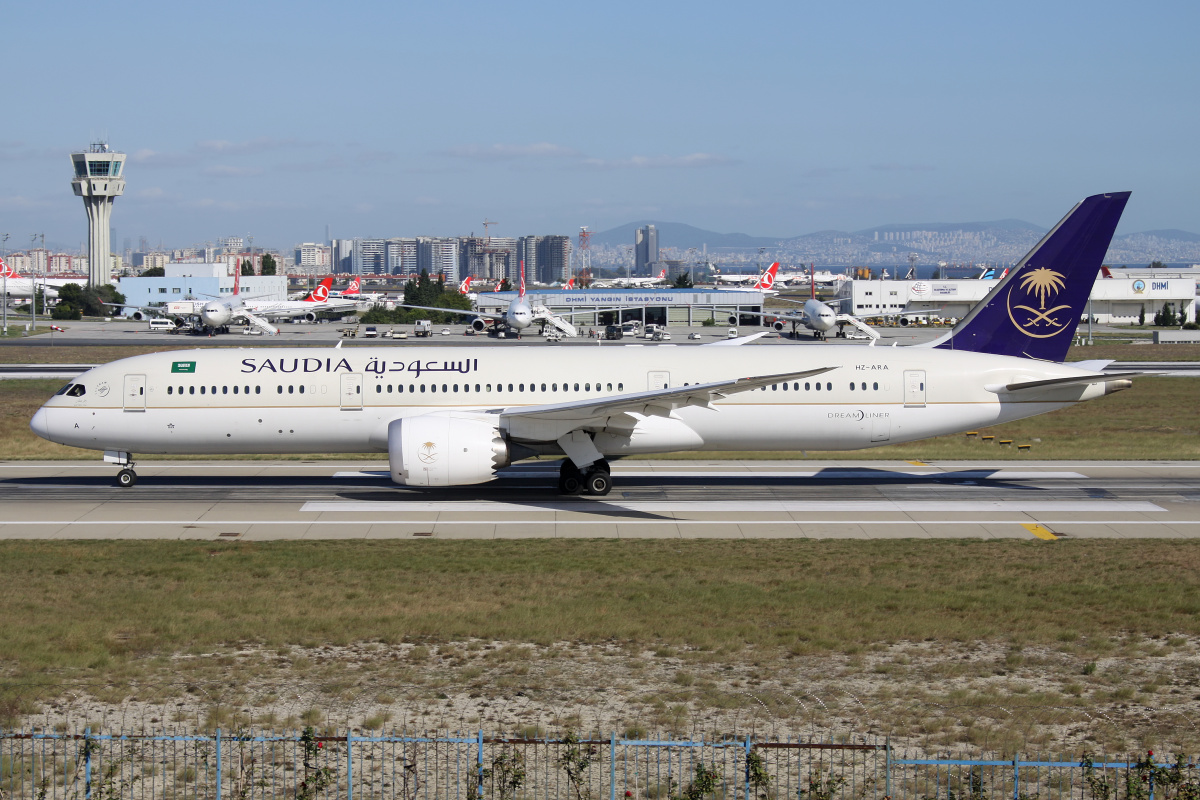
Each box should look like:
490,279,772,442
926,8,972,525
115,264,287,312
476,288,769,328
835,270,1198,324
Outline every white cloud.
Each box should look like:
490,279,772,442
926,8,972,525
582,153,736,169
869,163,936,172
204,165,265,178
196,137,300,155
440,142,583,160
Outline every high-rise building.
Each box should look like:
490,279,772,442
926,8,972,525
331,240,355,274
353,239,386,275
519,235,571,284
635,224,658,277
294,243,331,271
386,238,418,275
417,238,459,283
459,237,516,281
70,142,126,285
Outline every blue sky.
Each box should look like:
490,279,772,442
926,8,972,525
3,0,1197,250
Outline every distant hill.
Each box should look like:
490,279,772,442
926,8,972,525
590,221,782,250
1117,229,1200,243
852,219,1046,236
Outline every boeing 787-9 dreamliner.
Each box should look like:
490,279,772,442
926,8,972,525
33,192,1143,495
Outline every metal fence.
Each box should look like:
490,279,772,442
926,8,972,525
0,729,1191,800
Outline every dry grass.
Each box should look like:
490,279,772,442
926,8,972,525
5,540,1200,753
3,538,1200,679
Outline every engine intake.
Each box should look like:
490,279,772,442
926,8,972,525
388,413,510,486
471,318,488,333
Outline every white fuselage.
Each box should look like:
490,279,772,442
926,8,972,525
31,345,1114,458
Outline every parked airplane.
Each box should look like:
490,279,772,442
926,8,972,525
401,263,605,338
117,275,354,333
715,262,780,294
732,277,880,341
0,257,67,298
334,276,382,302
458,276,474,294
593,269,667,288
33,192,1144,497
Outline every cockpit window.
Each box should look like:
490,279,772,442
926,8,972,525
66,384,86,397
55,384,73,396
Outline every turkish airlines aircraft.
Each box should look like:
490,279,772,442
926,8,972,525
593,268,667,288
0,257,66,298
401,262,607,338
731,273,878,340
715,262,780,294
33,193,1144,496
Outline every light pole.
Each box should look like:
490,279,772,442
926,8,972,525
30,234,38,330
2,233,8,335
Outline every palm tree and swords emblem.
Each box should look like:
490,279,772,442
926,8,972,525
1007,266,1069,337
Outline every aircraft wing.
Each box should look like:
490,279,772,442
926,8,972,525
103,302,170,318
398,303,502,320
500,367,838,436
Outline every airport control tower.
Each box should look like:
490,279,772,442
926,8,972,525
70,142,126,286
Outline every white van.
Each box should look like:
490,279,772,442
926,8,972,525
148,319,175,331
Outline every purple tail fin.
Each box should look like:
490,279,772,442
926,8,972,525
931,191,1130,362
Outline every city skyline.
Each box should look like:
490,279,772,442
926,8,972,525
2,1,1198,250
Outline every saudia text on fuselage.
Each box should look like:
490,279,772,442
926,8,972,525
237,357,481,377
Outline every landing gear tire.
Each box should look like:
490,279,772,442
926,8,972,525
116,469,138,488
558,461,584,495
584,469,611,496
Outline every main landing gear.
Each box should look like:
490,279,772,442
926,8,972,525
117,468,138,488
558,459,611,496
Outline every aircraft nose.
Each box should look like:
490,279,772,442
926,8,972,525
30,407,50,441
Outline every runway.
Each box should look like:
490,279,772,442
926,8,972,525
0,460,1197,540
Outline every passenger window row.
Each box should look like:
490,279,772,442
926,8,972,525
168,385,262,396
373,382,625,395
762,381,882,392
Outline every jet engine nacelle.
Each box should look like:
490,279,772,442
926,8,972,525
304,312,318,322
727,314,739,325
130,310,146,321
771,320,786,332
388,413,510,486
471,318,488,333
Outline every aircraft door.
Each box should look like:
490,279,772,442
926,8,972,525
870,415,891,442
647,371,670,390
123,374,146,412
903,370,926,408
340,373,363,410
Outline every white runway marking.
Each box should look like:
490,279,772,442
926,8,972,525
331,470,1088,480
0,518,1190,527
301,500,1162,513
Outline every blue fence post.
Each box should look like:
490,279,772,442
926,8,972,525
84,727,92,800
1012,752,1019,800
611,731,617,800
477,729,484,798
745,736,752,800
885,737,892,799
215,728,222,800
347,732,354,800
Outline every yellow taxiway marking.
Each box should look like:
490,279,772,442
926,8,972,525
906,460,928,466
1022,523,1059,540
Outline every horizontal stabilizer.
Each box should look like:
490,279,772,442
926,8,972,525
986,371,1154,393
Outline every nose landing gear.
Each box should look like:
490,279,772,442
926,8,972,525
104,451,138,488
